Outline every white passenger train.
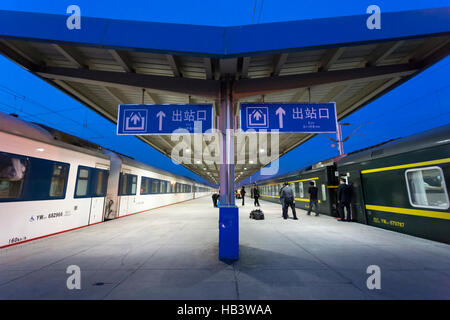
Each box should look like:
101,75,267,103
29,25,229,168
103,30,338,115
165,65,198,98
0,112,212,248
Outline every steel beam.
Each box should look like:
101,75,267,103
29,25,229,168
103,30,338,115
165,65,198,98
145,90,160,104
0,40,42,70
52,44,86,68
108,49,134,73
319,47,345,72
166,54,182,77
102,86,126,105
233,63,417,98
289,87,309,102
36,66,220,98
271,53,288,76
365,41,404,67
241,57,250,79
203,58,213,80
53,80,116,122
219,58,238,75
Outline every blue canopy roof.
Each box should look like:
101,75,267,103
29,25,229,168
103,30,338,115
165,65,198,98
0,7,448,57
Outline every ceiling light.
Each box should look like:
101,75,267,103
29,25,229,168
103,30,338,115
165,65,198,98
36,148,45,152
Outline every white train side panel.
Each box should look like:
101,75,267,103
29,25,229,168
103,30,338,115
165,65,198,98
0,132,108,247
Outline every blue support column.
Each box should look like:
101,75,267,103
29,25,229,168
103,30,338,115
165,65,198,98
218,79,239,261
219,206,239,261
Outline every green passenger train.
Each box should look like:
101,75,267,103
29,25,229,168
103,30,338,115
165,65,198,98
247,124,450,244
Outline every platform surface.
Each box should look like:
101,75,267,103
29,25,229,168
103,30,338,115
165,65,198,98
0,196,449,300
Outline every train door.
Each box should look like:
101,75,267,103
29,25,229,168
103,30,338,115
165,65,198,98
118,169,131,216
89,163,109,224
343,171,367,224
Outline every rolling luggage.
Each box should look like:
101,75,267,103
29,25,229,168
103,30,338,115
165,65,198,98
249,209,264,220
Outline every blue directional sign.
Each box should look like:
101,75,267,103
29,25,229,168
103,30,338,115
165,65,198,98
117,104,214,135
240,103,337,133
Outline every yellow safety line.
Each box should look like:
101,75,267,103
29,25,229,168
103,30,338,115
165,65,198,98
361,158,450,174
365,204,450,220
289,177,319,183
260,194,321,203
261,177,319,187
295,198,321,203
327,186,338,188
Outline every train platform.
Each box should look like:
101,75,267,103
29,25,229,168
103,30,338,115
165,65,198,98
0,197,449,300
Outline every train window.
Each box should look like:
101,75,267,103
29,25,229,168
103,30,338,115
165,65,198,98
94,170,108,196
141,177,150,195
160,180,167,193
49,164,68,197
130,176,137,195
118,173,137,196
321,184,327,202
406,167,449,209
120,174,128,195
75,168,90,197
0,153,27,199
298,182,304,198
151,179,159,193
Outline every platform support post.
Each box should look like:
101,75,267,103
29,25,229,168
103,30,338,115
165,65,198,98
218,79,239,261
336,121,344,156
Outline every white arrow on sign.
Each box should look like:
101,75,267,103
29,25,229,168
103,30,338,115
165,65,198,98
275,107,286,129
253,110,263,120
156,111,166,131
130,113,141,125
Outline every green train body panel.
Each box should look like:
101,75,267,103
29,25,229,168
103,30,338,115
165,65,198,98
249,124,450,244
338,143,450,244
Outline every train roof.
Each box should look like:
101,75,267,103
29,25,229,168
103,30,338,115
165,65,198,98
338,123,450,166
0,112,210,186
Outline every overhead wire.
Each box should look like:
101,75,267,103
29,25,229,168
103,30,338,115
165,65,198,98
251,0,258,24
0,84,105,139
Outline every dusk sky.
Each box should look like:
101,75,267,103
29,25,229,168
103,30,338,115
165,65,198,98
0,1,449,186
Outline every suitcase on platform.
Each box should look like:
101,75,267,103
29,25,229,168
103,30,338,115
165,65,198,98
249,209,264,220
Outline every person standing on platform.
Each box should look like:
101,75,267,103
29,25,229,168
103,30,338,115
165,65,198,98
212,193,217,207
337,178,352,221
307,181,319,216
252,182,260,207
212,189,220,207
280,182,298,220
279,183,286,217
240,186,246,206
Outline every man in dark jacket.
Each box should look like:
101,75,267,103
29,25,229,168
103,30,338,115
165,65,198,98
240,186,246,206
252,183,260,207
212,192,219,207
280,182,298,220
307,181,319,216
337,178,352,221
279,184,286,217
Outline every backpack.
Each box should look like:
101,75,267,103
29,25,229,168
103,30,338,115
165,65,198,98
249,209,265,220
